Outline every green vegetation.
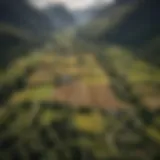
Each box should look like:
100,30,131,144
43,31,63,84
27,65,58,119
77,4,134,42
0,0,160,159
10,85,54,104
0,36,159,160
72,111,105,134
106,46,160,84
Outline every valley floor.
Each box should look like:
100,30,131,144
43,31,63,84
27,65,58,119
8,52,126,110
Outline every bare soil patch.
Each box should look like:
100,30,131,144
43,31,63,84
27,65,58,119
54,81,126,110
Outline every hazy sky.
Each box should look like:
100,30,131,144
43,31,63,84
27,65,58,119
30,0,115,10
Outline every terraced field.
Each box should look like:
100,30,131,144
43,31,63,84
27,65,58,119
5,47,159,111
104,46,160,110
8,52,126,110
0,48,159,160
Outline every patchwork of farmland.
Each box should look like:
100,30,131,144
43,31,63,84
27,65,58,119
7,52,126,110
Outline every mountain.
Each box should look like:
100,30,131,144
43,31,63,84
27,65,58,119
78,0,160,66
100,0,160,66
0,0,53,39
0,0,53,68
72,3,113,26
72,7,98,25
115,0,136,5
0,24,32,68
44,4,75,29
100,0,159,47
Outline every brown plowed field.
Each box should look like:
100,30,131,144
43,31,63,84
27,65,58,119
54,81,126,110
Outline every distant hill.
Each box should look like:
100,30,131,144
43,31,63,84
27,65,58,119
72,3,114,26
115,0,136,5
72,7,98,25
44,4,75,29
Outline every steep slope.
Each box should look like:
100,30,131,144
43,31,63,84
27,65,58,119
73,7,99,25
0,24,31,68
102,0,160,66
78,0,160,66
0,0,53,68
0,0,53,38
102,0,159,47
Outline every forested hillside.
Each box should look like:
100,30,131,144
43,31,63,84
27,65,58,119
0,0,52,37
78,0,160,66
0,0,53,68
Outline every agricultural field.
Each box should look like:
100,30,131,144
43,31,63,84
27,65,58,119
7,52,125,110
0,47,159,160
104,46,160,109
